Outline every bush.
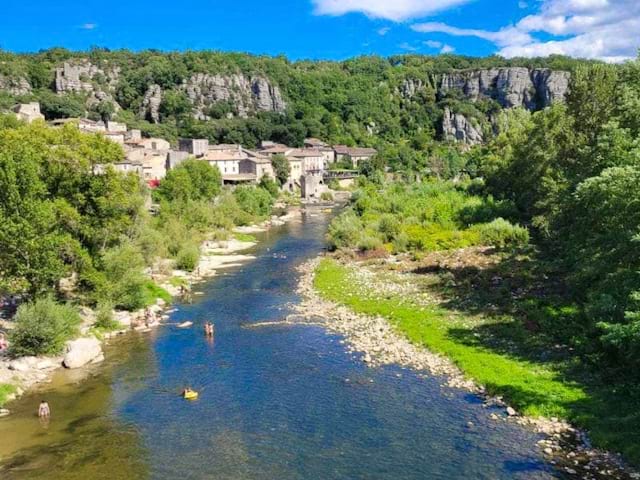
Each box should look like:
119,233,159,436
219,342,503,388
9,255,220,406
471,218,529,248
320,191,334,201
357,233,383,252
259,176,280,198
234,186,273,218
9,297,81,356
327,211,363,251
404,224,480,252
95,301,119,330
176,244,200,271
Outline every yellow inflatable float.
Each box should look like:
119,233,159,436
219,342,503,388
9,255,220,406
183,389,199,400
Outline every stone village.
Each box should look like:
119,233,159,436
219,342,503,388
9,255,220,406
11,101,377,200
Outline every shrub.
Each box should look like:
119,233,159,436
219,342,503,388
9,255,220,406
95,301,119,330
357,233,383,252
142,280,172,306
378,214,401,242
259,176,280,198
234,186,273,218
320,191,334,201
9,297,81,357
327,211,363,251
176,244,200,271
472,218,529,249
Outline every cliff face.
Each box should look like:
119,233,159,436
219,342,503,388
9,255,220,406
442,107,484,145
138,74,286,123
181,73,286,120
54,61,121,109
438,67,570,109
0,76,31,96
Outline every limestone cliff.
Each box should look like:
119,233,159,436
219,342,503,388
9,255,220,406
0,75,31,96
442,107,484,145
140,84,163,123
438,67,569,109
181,73,286,120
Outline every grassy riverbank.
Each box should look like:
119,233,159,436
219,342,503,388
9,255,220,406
314,257,640,464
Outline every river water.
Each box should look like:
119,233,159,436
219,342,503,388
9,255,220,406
0,209,560,479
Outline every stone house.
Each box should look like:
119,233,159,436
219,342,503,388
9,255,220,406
166,150,190,170
204,150,244,178
288,149,326,173
139,137,171,151
240,149,275,181
333,145,377,168
284,157,303,192
179,138,209,158
13,103,45,123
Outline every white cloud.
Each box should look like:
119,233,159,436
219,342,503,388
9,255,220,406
312,0,472,21
399,42,419,51
411,0,640,61
424,40,443,48
377,27,391,36
80,23,97,30
441,44,456,53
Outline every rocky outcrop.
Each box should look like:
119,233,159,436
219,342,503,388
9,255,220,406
399,78,434,99
0,75,31,96
180,73,286,119
140,84,163,123
55,61,120,94
63,337,103,369
442,107,484,145
438,67,570,110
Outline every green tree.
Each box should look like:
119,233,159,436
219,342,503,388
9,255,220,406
157,159,221,202
271,154,290,186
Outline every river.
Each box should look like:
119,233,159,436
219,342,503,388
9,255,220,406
0,209,560,479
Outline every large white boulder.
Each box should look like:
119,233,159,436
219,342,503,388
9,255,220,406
63,338,102,369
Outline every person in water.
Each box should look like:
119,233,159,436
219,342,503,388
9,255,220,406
204,322,215,337
182,387,195,397
38,400,50,418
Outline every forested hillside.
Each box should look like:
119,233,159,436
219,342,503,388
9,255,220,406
0,49,596,171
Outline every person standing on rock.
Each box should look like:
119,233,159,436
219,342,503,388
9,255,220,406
38,400,50,418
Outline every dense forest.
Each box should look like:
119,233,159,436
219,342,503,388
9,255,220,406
0,48,598,171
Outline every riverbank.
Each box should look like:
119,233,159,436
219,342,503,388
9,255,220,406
0,208,304,412
294,255,638,480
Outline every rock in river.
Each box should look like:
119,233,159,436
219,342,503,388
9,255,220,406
63,338,103,369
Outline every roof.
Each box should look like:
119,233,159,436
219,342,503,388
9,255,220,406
222,173,257,182
334,145,377,156
288,148,325,158
242,149,272,163
209,143,242,151
304,137,329,147
205,151,246,162
260,145,292,154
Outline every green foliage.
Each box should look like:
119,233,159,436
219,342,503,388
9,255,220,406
175,244,200,271
471,218,529,249
157,159,221,202
0,383,16,407
320,191,334,202
259,175,280,198
233,185,273,218
9,297,81,356
38,91,86,119
328,180,527,253
270,154,290,186
95,301,119,330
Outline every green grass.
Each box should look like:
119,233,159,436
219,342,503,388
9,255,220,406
142,280,172,306
168,276,189,287
314,258,640,464
234,233,257,243
0,383,16,407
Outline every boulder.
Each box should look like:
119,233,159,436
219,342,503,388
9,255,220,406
8,356,39,372
63,338,103,369
0,408,10,417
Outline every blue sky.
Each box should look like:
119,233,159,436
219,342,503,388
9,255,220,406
1,0,638,61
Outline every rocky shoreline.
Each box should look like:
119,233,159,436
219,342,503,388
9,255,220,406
0,208,303,414
293,257,639,480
